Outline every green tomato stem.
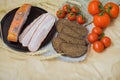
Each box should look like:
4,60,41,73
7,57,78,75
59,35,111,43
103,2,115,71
98,33,105,40
106,5,112,17
98,4,105,11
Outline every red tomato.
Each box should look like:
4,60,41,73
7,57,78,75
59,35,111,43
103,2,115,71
104,2,119,18
77,15,86,24
101,36,111,47
87,33,98,43
88,0,102,15
62,4,71,13
93,12,111,28
56,10,66,18
92,27,103,35
71,6,80,13
93,41,104,53
67,12,76,21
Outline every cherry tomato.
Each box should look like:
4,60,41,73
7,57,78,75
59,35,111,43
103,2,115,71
104,2,119,18
67,12,76,21
56,10,66,18
77,15,86,24
87,33,98,43
88,0,102,15
93,41,104,53
62,4,71,13
101,36,111,47
93,12,111,28
71,6,80,13
92,27,103,35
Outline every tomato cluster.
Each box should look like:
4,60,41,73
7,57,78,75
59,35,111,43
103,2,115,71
88,1,119,18
88,28,111,53
87,0,119,53
88,0,119,28
56,4,86,24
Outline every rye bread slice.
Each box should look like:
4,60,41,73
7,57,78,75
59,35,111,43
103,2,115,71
56,19,88,37
52,36,64,53
52,37,87,58
52,19,88,58
60,42,87,58
58,33,86,45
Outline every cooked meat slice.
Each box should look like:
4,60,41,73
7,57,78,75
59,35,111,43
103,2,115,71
19,13,42,43
58,33,86,45
61,43,87,58
28,13,55,52
19,13,48,47
52,36,64,53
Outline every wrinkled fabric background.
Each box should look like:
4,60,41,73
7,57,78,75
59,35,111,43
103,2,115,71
0,0,120,80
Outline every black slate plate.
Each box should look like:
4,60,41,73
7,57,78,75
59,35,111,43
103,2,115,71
0,6,56,52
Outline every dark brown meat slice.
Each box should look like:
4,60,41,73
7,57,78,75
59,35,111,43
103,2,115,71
58,33,86,45
56,19,88,37
52,36,64,53
61,43,87,58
